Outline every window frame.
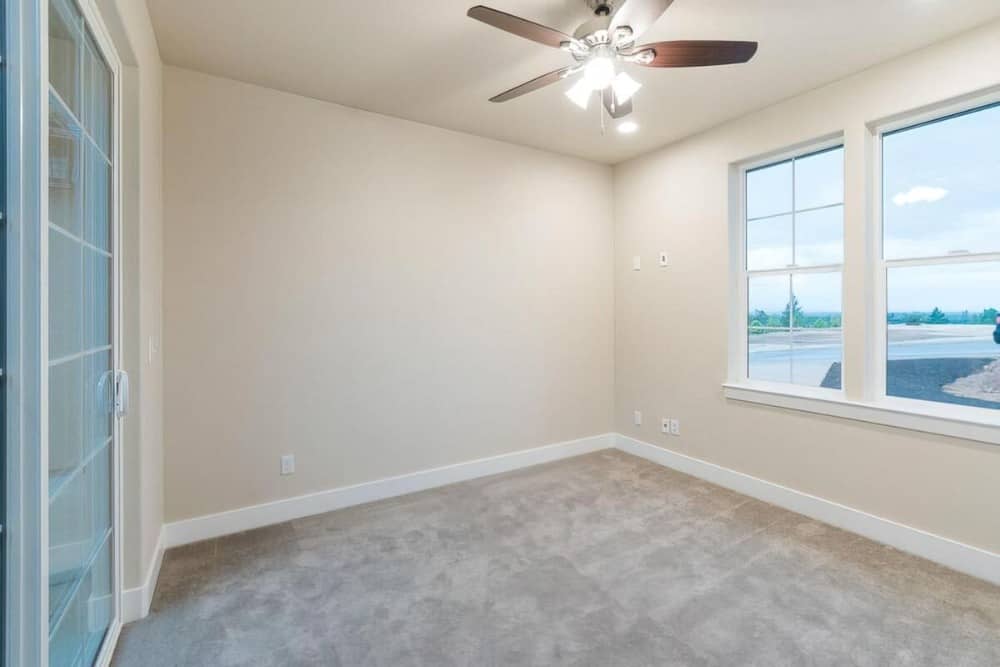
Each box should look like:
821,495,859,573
725,90,1000,447
729,135,847,398
871,97,1000,420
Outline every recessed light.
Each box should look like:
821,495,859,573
617,120,639,134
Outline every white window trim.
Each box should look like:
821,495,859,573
726,89,1000,447
723,382,1000,446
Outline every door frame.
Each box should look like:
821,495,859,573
80,0,125,663
4,0,45,664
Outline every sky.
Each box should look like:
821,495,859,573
746,104,1000,315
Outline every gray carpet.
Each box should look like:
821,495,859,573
112,450,1000,666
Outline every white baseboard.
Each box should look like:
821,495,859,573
616,434,1000,586
163,433,615,549
146,429,996,607
122,527,165,623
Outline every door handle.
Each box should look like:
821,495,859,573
115,370,130,418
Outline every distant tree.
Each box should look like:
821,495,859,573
906,313,925,325
982,308,998,324
748,309,769,328
927,307,948,324
782,296,804,328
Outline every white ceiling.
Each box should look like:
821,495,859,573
147,0,1000,164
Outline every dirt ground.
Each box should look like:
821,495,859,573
943,359,1000,404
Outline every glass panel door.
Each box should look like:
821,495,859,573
47,0,115,664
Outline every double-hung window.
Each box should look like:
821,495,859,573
730,96,1000,441
743,145,845,390
880,102,1000,412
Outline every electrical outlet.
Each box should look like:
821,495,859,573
670,419,680,436
634,410,642,426
280,455,295,475
661,418,670,434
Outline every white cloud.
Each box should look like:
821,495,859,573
892,185,949,207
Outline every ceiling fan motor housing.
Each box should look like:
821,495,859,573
575,1,634,50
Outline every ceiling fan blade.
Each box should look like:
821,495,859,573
610,0,675,41
602,88,633,119
468,5,573,49
630,40,758,67
489,66,577,103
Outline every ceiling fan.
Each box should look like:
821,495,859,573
468,0,758,127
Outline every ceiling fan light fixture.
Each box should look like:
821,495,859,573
612,71,642,105
583,56,616,90
617,120,639,134
565,77,594,110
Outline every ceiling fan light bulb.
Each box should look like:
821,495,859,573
613,72,642,105
617,120,639,134
583,57,616,90
565,78,593,110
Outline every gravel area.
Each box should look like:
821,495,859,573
943,359,1000,404
822,358,1000,410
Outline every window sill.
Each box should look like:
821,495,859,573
722,381,1000,446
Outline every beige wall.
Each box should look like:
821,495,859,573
614,20,1000,554
98,0,164,590
162,67,615,522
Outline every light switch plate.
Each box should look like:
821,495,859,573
632,256,641,271
659,252,669,267
280,455,295,475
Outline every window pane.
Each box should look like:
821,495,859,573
49,0,81,114
747,273,842,389
83,30,112,155
83,249,110,349
49,358,84,498
49,537,112,667
49,228,82,360
747,161,792,219
795,147,844,211
747,214,792,271
49,443,111,622
884,103,1000,260
887,262,1000,408
84,143,111,251
748,274,791,382
749,274,791,327
792,272,842,389
749,328,792,383
49,96,83,235
795,205,843,266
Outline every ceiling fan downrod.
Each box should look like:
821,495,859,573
587,0,618,17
